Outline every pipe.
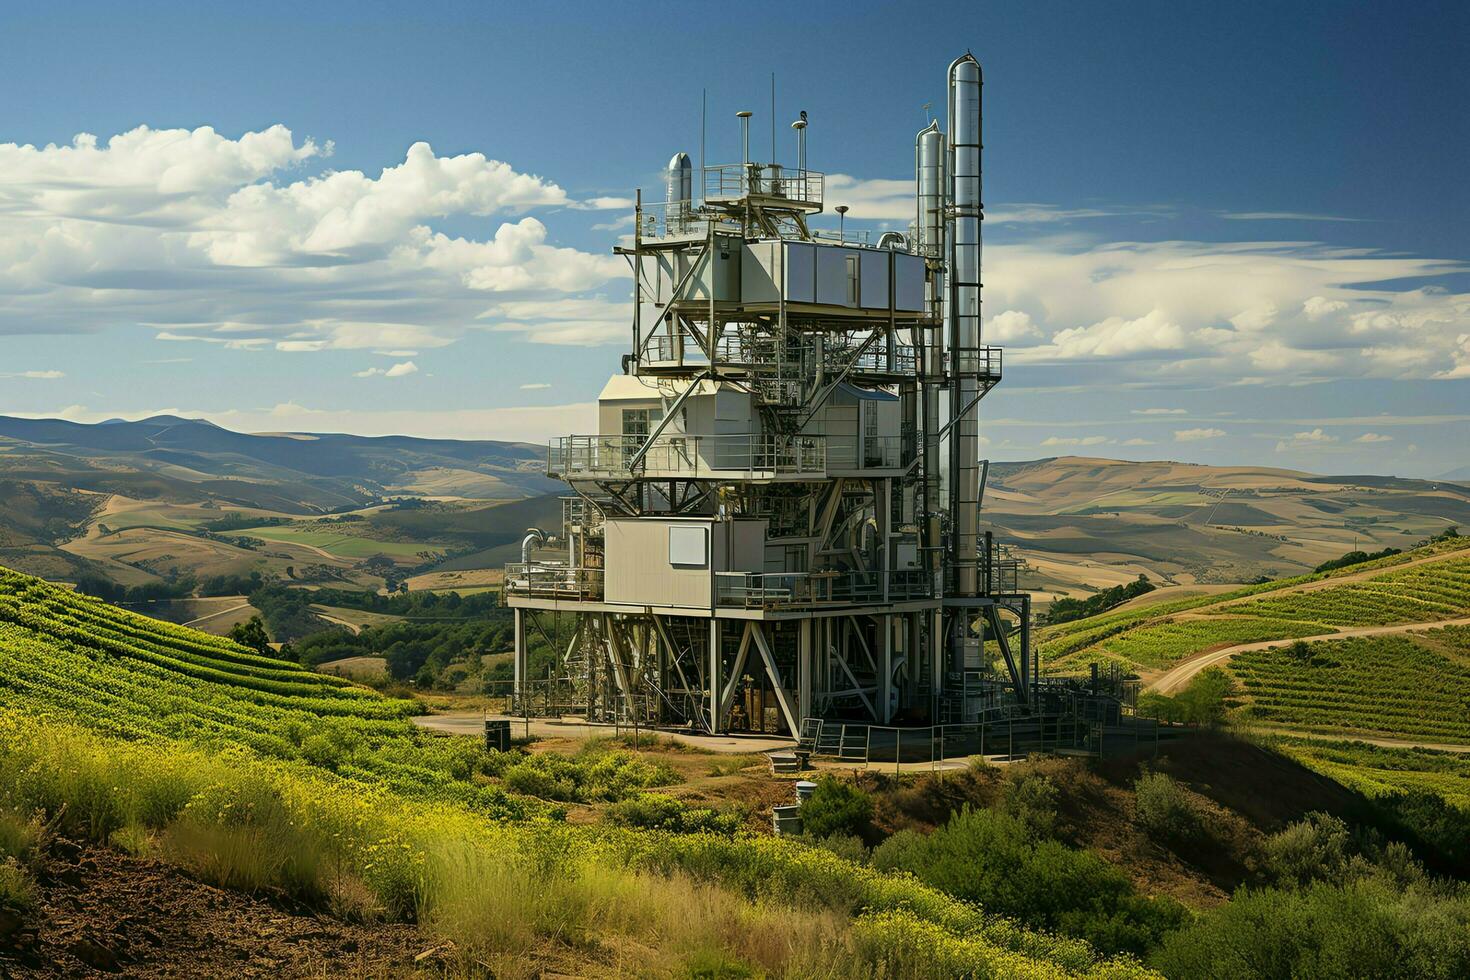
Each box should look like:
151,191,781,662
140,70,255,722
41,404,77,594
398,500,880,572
915,119,947,586
521,528,546,564
947,52,983,597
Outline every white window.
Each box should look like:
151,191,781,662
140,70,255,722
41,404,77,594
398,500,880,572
668,525,709,567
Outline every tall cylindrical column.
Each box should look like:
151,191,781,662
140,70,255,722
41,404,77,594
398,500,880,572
947,53,983,596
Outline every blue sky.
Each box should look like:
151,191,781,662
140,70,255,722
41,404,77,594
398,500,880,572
1,0,1466,477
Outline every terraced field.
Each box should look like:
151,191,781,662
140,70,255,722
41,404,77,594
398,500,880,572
1230,626,1470,744
0,567,525,812
1040,537,1470,674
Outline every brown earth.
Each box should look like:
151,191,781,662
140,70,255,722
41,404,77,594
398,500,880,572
0,841,423,978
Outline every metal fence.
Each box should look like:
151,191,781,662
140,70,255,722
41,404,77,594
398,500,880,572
714,569,933,609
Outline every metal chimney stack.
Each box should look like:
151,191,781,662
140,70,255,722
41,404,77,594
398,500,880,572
946,53,983,596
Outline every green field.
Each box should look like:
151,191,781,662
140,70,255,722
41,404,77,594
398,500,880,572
233,524,444,560
1270,736,1470,810
0,563,1148,977
1230,626,1470,744
1041,538,1470,673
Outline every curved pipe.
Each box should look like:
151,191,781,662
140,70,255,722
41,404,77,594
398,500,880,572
521,528,547,564
877,231,907,250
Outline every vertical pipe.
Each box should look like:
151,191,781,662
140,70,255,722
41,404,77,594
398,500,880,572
915,121,946,586
947,53,983,597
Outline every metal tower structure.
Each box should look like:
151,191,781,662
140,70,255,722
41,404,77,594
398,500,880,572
505,53,1035,736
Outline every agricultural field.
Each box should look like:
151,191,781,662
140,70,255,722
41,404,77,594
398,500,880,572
1269,736,1470,810
1229,626,1470,744
1041,536,1470,675
0,561,1150,978
229,523,444,562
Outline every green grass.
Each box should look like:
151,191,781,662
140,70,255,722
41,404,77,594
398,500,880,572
232,525,442,559
1041,538,1470,673
1267,736,1470,810
1230,626,1470,744
0,562,1161,975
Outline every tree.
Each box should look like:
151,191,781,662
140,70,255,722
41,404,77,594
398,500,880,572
229,616,273,656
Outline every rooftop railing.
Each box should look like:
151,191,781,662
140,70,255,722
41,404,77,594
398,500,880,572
945,346,1003,380
703,164,824,207
715,569,934,609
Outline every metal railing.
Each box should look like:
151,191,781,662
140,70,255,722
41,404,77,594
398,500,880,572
703,164,824,207
549,433,827,479
845,344,917,375
503,563,604,600
715,569,933,608
826,435,903,470
945,346,1003,380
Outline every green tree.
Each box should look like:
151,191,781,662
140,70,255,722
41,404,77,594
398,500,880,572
228,616,273,656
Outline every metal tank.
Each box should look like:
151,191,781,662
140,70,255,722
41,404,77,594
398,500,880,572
666,152,693,232
947,53,983,597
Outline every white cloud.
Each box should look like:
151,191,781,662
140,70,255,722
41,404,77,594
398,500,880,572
1175,427,1226,442
1,370,66,379
1353,432,1393,443
1120,437,1156,446
985,310,1042,342
519,382,551,390
1047,309,1190,359
1040,435,1110,447
1274,428,1338,452
570,196,634,211
384,360,418,378
480,296,629,346
1303,296,1347,319
1131,408,1186,415
0,125,621,353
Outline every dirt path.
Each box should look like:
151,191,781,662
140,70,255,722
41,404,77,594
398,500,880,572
413,713,796,754
1149,617,1470,695
312,611,362,635
181,601,252,628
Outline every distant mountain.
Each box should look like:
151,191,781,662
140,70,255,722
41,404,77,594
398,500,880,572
1438,465,1470,484
0,414,561,513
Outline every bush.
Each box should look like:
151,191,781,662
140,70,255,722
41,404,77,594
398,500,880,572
799,778,873,840
1000,770,1060,839
1261,812,1352,887
605,793,741,836
0,857,35,912
1133,772,1205,844
1152,878,1470,980
872,806,1188,956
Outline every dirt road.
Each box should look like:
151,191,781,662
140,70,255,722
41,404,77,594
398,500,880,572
1148,616,1470,695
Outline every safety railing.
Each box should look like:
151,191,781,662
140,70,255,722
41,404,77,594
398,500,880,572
503,563,604,600
703,164,824,207
715,569,933,608
845,344,917,375
945,346,1003,380
549,433,828,479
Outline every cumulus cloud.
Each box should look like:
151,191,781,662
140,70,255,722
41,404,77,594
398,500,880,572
0,124,622,351
1275,428,1338,452
519,382,551,390
1353,432,1393,443
987,240,1468,381
354,359,418,379
985,310,1042,342
1175,427,1226,442
1120,437,1156,446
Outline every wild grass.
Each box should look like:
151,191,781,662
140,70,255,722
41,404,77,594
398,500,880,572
0,711,1157,977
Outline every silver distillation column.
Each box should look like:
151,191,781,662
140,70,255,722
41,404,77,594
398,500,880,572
914,120,946,589
946,53,983,597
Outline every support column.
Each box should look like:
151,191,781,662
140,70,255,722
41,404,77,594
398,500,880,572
878,614,893,723
798,618,812,723
512,608,527,708
708,618,722,734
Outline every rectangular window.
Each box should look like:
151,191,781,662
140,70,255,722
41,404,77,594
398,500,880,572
668,525,709,567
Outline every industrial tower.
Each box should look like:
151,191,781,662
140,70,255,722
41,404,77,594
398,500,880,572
505,53,1035,737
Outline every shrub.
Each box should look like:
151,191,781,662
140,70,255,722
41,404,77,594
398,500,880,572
799,778,874,840
1133,772,1205,844
0,857,35,912
872,805,1187,956
606,793,741,836
1261,811,1352,887
1152,879,1470,980
1000,770,1060,838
